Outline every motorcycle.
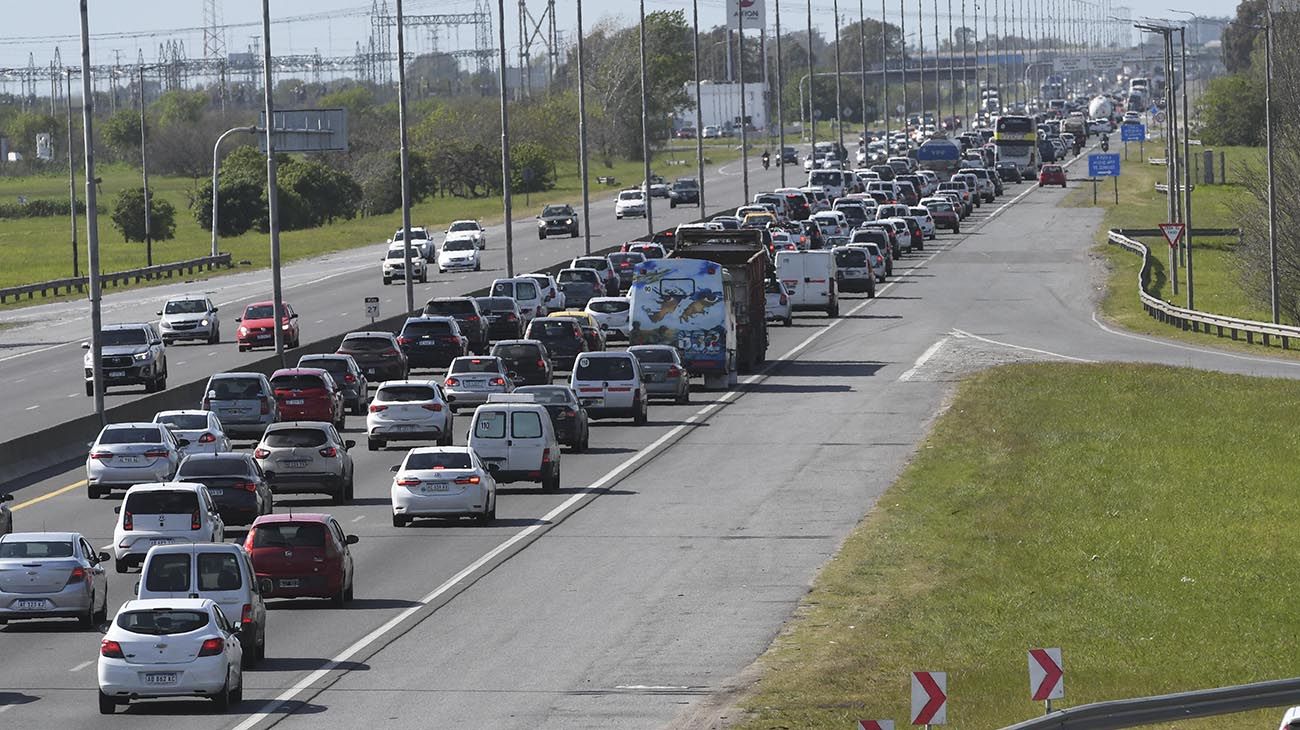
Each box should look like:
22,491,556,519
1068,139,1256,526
761,152,771,170
1100,136,1110,152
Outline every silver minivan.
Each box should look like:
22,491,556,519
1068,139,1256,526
569,352,648,423
467,396,561,491
137,543,268,667
202,372,278,440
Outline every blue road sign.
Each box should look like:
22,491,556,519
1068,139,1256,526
1088,153,1122,177
1120,123,1146,142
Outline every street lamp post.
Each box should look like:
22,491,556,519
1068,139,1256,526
210,125,257,258
260,0,287,365
65,69,78,279
1264,13,1279,323
396,0,416,315
692,0,707,213
578,0,594,253
496,0,514,276
833,0,844,153
778,0,788,186
639,0,656,234
138,64,152,268
80,0,105,421
807,0,816,146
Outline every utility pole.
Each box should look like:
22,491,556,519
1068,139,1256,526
1179,26,1192,309
578,0,593,252
948,0,956,129
859,0,869,139
260,0,287,365
138,64,152,268
882,0,891,132
639,0,656,234
916,0,924,126
778,0,788,186
1264,12,1279,323
692,0,707,212
80,0,105,422
66,69,78,279
496,0,515,276
833,0,844,153
962,0,970,127
808,0,816,145
900,0,909,128
396,0,416,315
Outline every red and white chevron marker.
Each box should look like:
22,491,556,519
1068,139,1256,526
857,721,895,730
1028,648,1065,702
910,671,947,725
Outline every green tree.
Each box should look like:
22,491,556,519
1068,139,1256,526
152,89,208,128
1222,0,1266,73
1,111,61,160
509,142,556,193
110,187,176,243
188,177,264,237
1196,73,1265,147
100,109,142,160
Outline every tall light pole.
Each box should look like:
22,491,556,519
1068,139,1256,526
882,0,891,131
80,0,105,421
859,0,869,137
578,0,594,253
1264,13,1279,323
948,0,956,128
260,0,287,364
210,125,256,258
900,0,909,126
496,0,514,276
777,0,788,186
808,0,816,145
395,0,416,314
833,0,844,152
639,0,657,233
65,69,78,279
915,0,924,126
1179,24,1192,309
138,64,152,268
692,0,707,212
962,0,970,126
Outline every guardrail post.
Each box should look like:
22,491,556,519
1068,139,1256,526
1264,333,1271,347
1247,331,1254,345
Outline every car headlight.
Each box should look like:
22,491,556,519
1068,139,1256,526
282,324,291,330
239,326,248,336
133,352,150,361
200,319,209,326
564,219,572,225
160,320,173,329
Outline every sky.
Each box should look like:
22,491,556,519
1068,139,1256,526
0,0,1233,73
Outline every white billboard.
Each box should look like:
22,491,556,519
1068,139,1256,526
35,133,53,161
727,0,766,32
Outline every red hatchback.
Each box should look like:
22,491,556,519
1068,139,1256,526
236,300,300,351
1038,164,1068,188
243,513,357,605
269,368,345,428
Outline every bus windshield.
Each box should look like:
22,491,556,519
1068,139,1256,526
994,116,1036,140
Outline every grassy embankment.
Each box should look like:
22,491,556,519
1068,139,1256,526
737,363,1300,729
0,144,739,308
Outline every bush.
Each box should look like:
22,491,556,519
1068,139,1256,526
110,187,176,243
1196,73,1265,147
0,199,91,219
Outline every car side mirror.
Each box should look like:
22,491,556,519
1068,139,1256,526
155,310,163,316
344,440,356,450
211,307,218,313
176,438,190,448
132,582,139,596
345,534,359,545
114,506,122,514
486,463,500,474
290,313,299,319
81,342,90,349
229,624,242,637
0,493,11,503
234,317,242,322
390,465,400,472
259,578,274,594
97,551,111,563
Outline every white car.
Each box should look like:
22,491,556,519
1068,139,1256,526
569,352,648,423
615,189,647,219
810,211,849,239
366,380,453,451
523,273,566,312
152,410,232,456
111,482,225,573
86,422,185,500
701,125,720,139
1088,118,1114,134
98,598,244,714
466,395,562,491
908,206,937,240
381,244,428,285
390,446,497,526
584,297,631,340
765,279,793,327
157,293,220,345
437,238,481,273
445,219,486,250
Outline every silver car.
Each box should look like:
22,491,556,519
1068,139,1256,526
152,410,232,456
86,423,186,500
254,422,356,504
442,356,514,413
0,532,110,627
627,345,690,404
202,372,278,440
157,294,220,345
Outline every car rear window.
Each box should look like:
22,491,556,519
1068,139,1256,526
116,609,209,635
144,553,191,592
575,356,635,380
252,522,325,548
271,374,327,390
608,254,644,267
402,320,454,337
587,300,629,314
515,387,572,405
156,413,208,430
493,344,541,359
0,540,74,558
515,281,538,299
405,451,474,470
835,249,868,267
473,411,507,439
560,282,596,297
631,348,676,364
529,320,579,339
100,427,163,445
125,490,199,515
178,456,252,477
375,385,438,402
263,428,329,448
197,552,242,591
558,270,597,284
340,337,393,352
300,358,350,377
425,299,476,315
450,358,501,374
209,378,265,399
511,411,544,438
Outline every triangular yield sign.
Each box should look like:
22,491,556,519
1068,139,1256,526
1159,223,1185,248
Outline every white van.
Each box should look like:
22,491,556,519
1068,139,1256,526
489,277,545,324
774,250,839,318
467,395,561,491
136,542,268,666
569,352,648,423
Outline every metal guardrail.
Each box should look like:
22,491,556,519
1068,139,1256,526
1147,158,1166,166
1001,676,1300,729
1153,183,1194,194
0,253,233,304
1108,228,1300,348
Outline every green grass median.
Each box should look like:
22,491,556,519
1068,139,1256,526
737,363,1300,729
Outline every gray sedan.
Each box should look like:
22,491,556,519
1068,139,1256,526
0,532,110,627
628,345,690,404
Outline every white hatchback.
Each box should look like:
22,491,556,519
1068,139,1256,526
153,410,231,457
390,446,497,526
584,297,631,340
112,482,225,573
615,189,647,219
366,380,453,450
569,352,648,423
98,598,243,714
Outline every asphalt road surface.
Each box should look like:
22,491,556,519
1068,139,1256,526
1,148,1293,730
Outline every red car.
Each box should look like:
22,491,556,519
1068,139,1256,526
1039,164,1068,188
236,300,300,351
269,368,345,428
243,513,358,605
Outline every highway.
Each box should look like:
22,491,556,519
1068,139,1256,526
3,149,1297,730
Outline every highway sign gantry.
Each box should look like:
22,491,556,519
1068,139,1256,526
1029,648,1065,702
1160,222,1186,250
858,721,895,730
910,671,947,725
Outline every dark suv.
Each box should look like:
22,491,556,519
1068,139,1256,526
397,316,468,370
669,178,700,207
336,331,408,382
524,317,588,371
537,204,579,239
423,297,489,354
474,296,525,341
490,339,553,385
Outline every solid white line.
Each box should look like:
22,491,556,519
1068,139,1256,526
351,515,364,523
70,660,94,672
899,337,949,382
1090,311,1300,368
951,328,1096,363
0,341,69,364
24,405,39,411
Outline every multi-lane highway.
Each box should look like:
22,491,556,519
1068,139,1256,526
2,148,1296,730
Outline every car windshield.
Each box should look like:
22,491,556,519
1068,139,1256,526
631,348,676,364
209,378,264,400
575,356,635,380
393,229,428,241
101,328,148,346
271,374,326,390
243,304,279,319
386,249,415,260
450,358,501,374
156,413,208,430
340,337,393,352
116,609,209,636
403,320,454,336
405,451,474,470
587,300,629,314
376,385,438,402
494,344,541,359
449,222,478,232
124,490,199,515
619,191,642,201
252,522,325,548
515,387,573,405
443,239,476,251
164,300,207,314
263,428,328,448
0,540,74,558
542,206,572,216
178,456,251,477
926,202,954,212
99,427,163,445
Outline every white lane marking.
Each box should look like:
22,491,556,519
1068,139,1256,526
951,328,1096,363
24,405,39,411
1091,312,1300,368
67,393,78,398
314,319,325,324
351,515,364,523
13,377,24,383
0,341,69,363
208,352,217,357
176,361,187,366
100,544,113,551
899,337,950,382
70,660,94,672
0,703,13,714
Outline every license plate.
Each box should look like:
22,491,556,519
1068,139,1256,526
394,424,416,431
581,398,603,407
15,599,49,610
223,408,248,415
116,455,142,464
256,333,271,340
420,482,450,494
108,370,126,378
286,399,305,405
144,673,178,685
281,460,309,469
367,368,377,375
645,373,661,382
278,578,300,589
419,341,438,346
150,538,174,546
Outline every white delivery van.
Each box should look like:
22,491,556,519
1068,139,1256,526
466,395,561,492
774,250,839,318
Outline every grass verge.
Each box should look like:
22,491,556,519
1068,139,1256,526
736,362,1300,729
0,144,739,308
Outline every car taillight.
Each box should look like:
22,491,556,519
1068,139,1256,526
541,447,551,465
236,481,258,493
466,315,480,322
444,377,459,387
490,377,506,386
454,476,481,485
382,349,399,356
319,446,338,458
536,359,547,368
397,477,421,486
191,510,201,530
240,604,253,625
198,638,224,657
779,294,788,304
397,337,412,346
344,373,356,383
122,511,133,531
505,313,518,321
442,336,461,344
422,403,443,412
667,366,681,377
369,404,388,413
101,640,125,658
201,398,211,410
558,408,574,419
254,448,270,459
90,451,113,460
260,397,271,415
144,448,169,458
198,432,216,444
66,566,88,586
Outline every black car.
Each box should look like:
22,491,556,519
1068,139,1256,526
537,204,579,239
669,178,700,207
474,296,525,341
995,162,1023,184
490,339,553,385
175,452,272,527
559,280,599,310
397,316,468,370
423,296,489,354
297,354,369,415
578,321,607,354
514,385,589,451
524,318,588,371
779,145,799,164
336,331,408,382
607,252,647,292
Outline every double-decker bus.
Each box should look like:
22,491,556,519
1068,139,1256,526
992,115,1039,176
